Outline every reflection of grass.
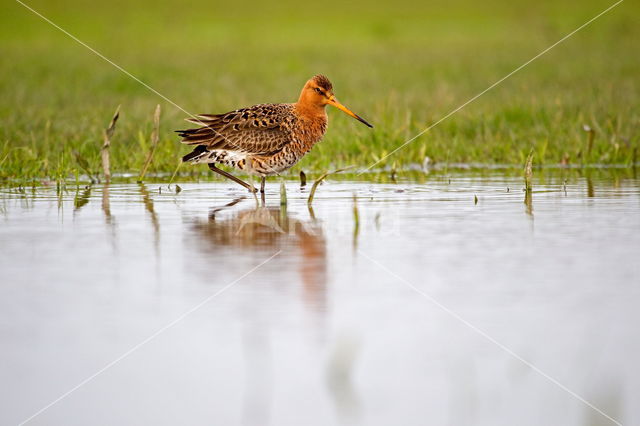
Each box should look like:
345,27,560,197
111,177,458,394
1,0,638,183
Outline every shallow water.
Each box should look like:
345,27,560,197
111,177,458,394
1,174,639,426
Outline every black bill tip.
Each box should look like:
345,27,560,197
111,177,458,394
356,115,373,128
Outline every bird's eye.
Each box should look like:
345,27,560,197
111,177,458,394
315,88,322,94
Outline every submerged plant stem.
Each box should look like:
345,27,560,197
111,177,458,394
308,166,354,206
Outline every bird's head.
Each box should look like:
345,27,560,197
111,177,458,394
299,75,373,128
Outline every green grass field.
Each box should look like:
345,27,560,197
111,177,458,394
1,0,638,183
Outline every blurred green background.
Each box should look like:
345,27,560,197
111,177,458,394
0,0,638,181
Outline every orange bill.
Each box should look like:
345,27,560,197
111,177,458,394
327,96,373,128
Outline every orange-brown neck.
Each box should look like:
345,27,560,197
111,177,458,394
295,87,327,122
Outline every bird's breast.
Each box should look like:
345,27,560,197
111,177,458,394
296,115,327,149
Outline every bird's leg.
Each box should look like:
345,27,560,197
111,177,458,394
208,164,256,193
260,177,266,194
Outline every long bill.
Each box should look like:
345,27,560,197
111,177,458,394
327,96,373,128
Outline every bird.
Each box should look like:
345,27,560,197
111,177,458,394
177,75,372,193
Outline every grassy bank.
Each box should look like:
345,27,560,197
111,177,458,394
0,0,638,183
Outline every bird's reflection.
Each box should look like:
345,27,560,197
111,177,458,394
192,198,327,310
191,198,331,423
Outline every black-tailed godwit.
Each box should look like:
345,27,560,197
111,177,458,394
177,75,372,192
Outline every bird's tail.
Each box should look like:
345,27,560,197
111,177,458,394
182,145,208,163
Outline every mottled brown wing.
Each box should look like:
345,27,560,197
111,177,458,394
176,103,296,155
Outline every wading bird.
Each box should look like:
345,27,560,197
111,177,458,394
177,75,372,193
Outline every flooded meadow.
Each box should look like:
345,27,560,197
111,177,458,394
1,172,639,425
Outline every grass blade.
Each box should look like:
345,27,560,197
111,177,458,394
307,166,354,206
524,149,534,193
101,105,120,183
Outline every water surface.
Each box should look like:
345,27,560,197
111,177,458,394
1,174,639,425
